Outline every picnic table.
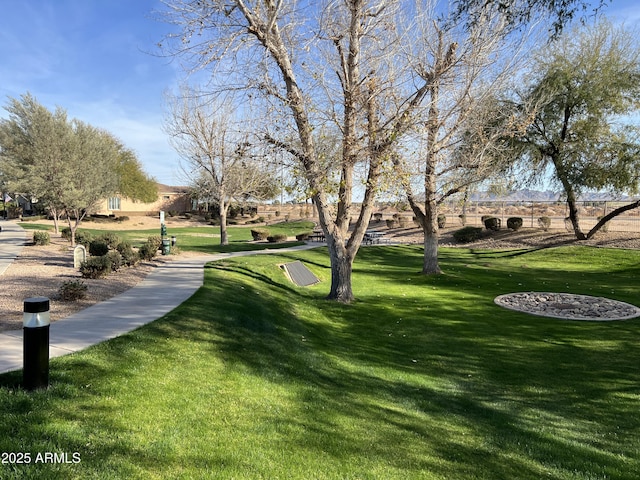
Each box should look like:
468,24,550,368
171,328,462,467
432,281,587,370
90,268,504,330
309,231,325,242
364,230,384,245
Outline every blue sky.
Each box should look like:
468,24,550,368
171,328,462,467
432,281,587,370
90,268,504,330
1,1,639,187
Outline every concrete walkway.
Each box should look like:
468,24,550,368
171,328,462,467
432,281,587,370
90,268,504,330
0,220,28,275
0,237,317,374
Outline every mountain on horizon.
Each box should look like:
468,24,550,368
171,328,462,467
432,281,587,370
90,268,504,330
470,190,636,202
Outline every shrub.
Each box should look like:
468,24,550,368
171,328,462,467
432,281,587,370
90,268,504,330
453,226,483,243
296,232,311,241
99,232,121,249
397,216,409,228
79,256,111,279
251,228,270,241
538,216,551,231
61,227,72,241
480,215,492,224
507,217,523,231
75,230,93,247
147,235,163,252
33,231,50,246
483,216,501,231
437,214,447,229
373,213,383,222
267,234,288,243
89,239,109,257
386,219,397,229
105,251,122,272
58,280,88,301
139,236,162,261
458,214,467,226
117,241,139,267
115,215,129,222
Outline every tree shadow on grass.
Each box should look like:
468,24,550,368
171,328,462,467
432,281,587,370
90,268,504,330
1,247,639,478
185,253,640,478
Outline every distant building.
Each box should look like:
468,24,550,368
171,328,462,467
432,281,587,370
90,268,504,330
96,183,192,216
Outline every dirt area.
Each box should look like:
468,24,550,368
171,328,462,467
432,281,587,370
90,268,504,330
1,215,638,333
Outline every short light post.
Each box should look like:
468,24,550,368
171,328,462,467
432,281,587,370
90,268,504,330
23,297,50,391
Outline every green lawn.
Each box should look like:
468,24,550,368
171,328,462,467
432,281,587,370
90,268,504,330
18,221,314,253
1,245,639,479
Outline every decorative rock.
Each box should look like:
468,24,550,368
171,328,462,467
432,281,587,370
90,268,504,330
494,292,640,321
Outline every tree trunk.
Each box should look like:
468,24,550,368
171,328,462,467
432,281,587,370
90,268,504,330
326,239,354,303
586,200,640,239
66,217,76,247
565,191,587,240
422,192,441,274
50,208,60,235
219,201,229,246
552,155,587,240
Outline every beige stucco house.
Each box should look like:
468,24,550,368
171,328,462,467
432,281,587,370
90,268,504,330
95,183,192,216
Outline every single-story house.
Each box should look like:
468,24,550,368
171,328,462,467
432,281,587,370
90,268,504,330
95,183,192,216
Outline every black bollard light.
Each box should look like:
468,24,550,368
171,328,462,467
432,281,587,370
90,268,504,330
23,297,50,391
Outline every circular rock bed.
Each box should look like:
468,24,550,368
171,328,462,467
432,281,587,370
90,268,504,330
494,292,640,321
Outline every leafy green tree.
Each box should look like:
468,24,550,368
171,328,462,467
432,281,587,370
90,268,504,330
0,93,73,232
507,20,640,239
115,146,158,203
0,94,157,244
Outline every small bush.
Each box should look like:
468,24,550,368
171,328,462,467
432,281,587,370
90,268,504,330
251,228,270,241
33,231,50,246
397,216,409,228
89,239,109,257
386,219,397,229
75,230,93,247
117,241,139,267
437,214,447,229
483,217,501,231
99,232,121,249
296,232,312,241
115,215,129,222
147,235,163,252
61,227,72,241
267,234,288,243
538,216,551,231
105,251,122,272
458,214,467,226
453,226,483,243
507,217,523,231
59,280,88,301
79,256,111,279
139,237,161,261
373,213,383,222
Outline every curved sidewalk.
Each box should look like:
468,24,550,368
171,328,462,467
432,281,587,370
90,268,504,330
0,220,28,275
0,244,317,374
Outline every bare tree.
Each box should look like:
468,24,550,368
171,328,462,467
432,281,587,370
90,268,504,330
165,89,277,245
156,0,588,298
158,1,440,302
391,5,533,274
